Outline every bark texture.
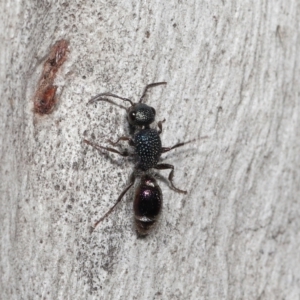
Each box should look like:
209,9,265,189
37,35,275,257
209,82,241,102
0,1,299,299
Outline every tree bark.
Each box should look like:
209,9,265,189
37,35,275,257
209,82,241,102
1,1,299,299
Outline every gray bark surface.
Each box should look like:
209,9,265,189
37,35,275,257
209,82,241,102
0,1,299,299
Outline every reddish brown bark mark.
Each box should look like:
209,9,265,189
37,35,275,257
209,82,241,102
34,40,69,115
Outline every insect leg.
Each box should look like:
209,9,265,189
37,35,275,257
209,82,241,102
84,139,130,157
107,136,135,147
161,140,195,153
92,173,136,231
154,163,187,194
157,119,166,134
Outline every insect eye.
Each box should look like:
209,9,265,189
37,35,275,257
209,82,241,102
151,107,156,115
129,111,136,121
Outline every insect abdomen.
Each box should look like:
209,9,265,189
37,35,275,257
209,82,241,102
133,175,162,234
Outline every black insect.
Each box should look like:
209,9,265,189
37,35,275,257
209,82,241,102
84,82,190,235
